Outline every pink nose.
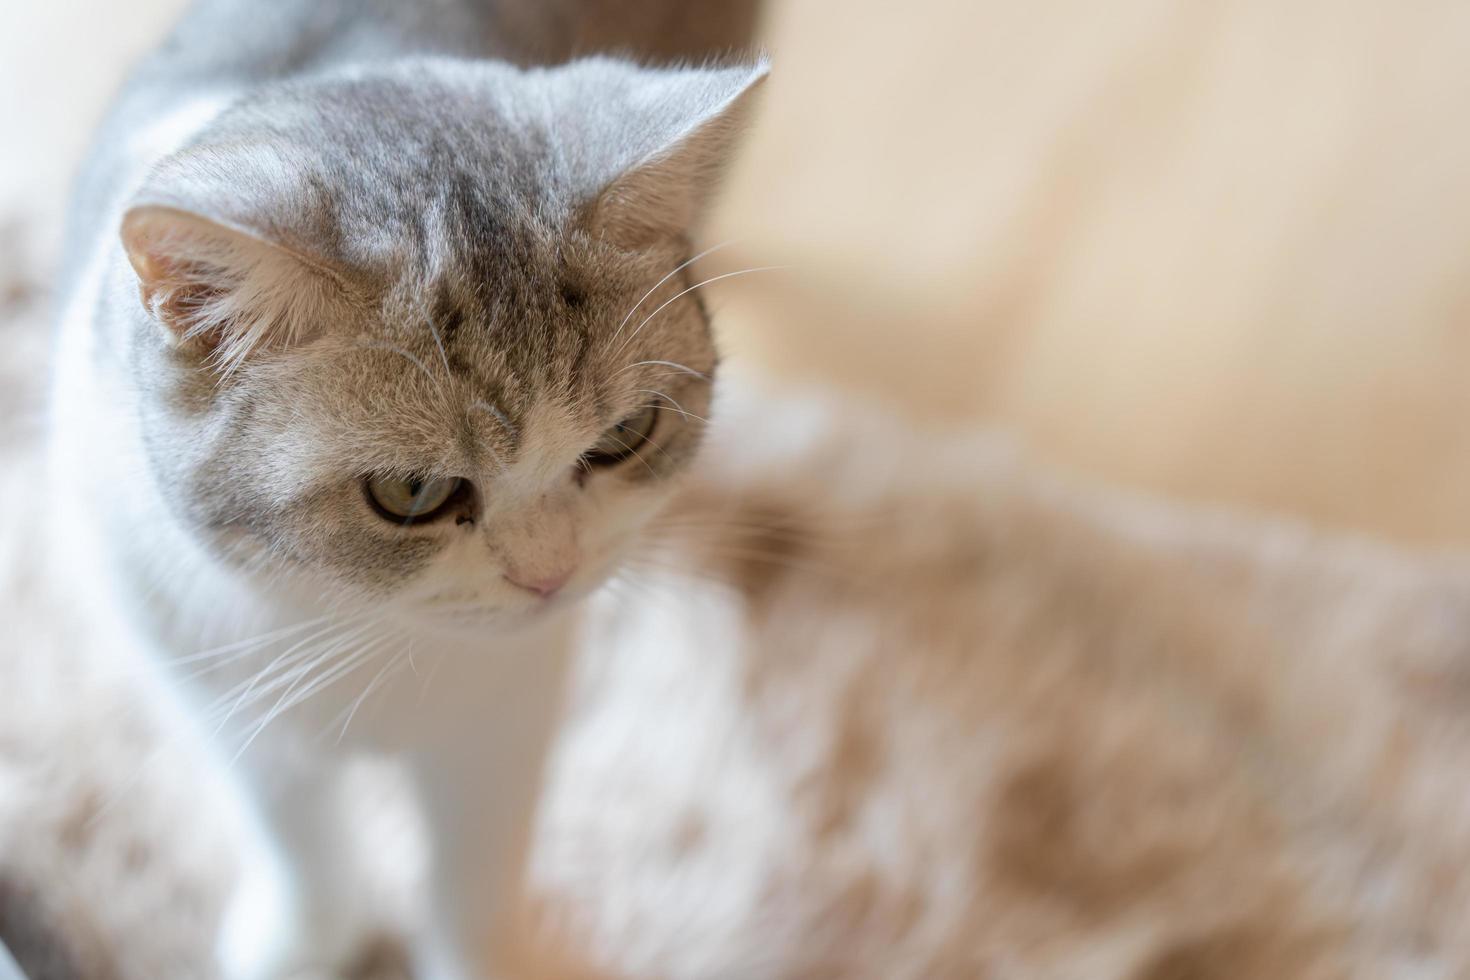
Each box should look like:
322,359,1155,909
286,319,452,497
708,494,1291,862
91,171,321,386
505,568,574,599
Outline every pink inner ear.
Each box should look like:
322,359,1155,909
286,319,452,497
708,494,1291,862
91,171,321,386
123,235,225,343
120,204,345,373
122,208,229,343
153,277,232,346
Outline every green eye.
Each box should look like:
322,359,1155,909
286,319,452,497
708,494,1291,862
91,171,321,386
365,474,463,523
585,404,659,467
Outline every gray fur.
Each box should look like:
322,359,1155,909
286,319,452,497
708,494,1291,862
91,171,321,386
63,0,762,286
73,3,766,600
50,0,767,975
124,54,761,594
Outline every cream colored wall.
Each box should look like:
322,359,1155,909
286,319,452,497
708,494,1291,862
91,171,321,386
713,0,1470,546
8,0,1470,545
0,0,190,250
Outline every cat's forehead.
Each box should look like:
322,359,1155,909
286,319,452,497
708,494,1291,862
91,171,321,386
150,56,733,456
367,226,667,422
289,232,705,459
383,204,579,367
178,69,565,276
207,89,650,379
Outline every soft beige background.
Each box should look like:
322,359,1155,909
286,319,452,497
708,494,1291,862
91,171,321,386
8,0,1470,544
709,0,1470,546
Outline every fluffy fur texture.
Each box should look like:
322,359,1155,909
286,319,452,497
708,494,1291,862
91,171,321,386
16,0,1470,977
37,0,766,977
517,378,1470,978
11,368,1470,977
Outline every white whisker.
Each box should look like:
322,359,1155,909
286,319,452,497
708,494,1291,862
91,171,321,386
333,654,408,744
617,359,711,381
599,430,660,479
635,389,706,424
468,399,516,431
417,647,446,705
353,337,443,393
423,303,453,375
230,634,387,764
617,265,789,354
207,618,368,735
171,614,336,680
610,239,740,345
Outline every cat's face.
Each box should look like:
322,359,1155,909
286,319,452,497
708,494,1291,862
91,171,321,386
170,230,715,631
119,58,763,631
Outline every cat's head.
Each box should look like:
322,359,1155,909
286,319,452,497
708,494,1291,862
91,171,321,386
118,57,765,631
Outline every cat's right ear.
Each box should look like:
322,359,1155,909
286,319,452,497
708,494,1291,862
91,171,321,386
120,205,344,375
585,60,770,249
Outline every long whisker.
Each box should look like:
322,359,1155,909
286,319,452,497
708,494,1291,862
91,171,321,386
610,239,740,345
86,619,370,829
416,646,447,705
98,614,336,683
617,266,789,354
614,558,747,600
207,614,380,732
230,634,388,764
333,654,409,744
672,545,845,576
617,359,711,382
599,431,660,480
651,509,897,536
605,568,687,610
468,399,517,434
171,614,337,680
353,337,443,394
423,302,453,376
207,618,368,735
635,390,706,425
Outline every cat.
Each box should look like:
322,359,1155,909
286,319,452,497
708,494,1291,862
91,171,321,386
513,377,1470,978
18,0,1470,977
41,0,764,976
13,367,1470,978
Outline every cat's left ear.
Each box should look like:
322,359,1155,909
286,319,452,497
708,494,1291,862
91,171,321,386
120,204,347,374
587,60,769,248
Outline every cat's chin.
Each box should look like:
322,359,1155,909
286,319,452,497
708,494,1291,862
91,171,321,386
404,605,543,641
395,558,621,641
400,591,586,643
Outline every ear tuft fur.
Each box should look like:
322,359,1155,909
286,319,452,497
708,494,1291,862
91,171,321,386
120,205,345,375
587,60,769,248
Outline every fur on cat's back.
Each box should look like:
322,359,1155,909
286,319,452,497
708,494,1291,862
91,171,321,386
522,378,1470,978
8,369,1470,976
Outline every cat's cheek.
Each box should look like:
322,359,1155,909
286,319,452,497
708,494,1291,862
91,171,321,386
578,482,674,570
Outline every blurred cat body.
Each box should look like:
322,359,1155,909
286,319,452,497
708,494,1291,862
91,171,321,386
45,0,762,976
521,377,1470,978
16,362,1470,977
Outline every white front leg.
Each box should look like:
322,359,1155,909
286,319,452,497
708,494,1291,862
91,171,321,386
218,751,395,980
394,623,577,980
210,610,576,980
